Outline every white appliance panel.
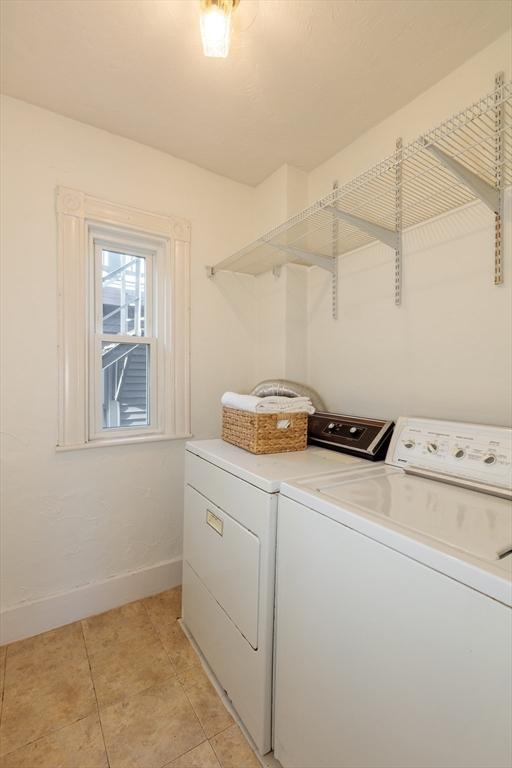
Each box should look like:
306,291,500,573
184,485,260,648
186,439,361,492
183,440,371,754
183,561,272,753
305,465,512,565
274,495,512,768
387,417,512,493
186,450,274,535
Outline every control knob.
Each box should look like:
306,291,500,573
483,454,497,465
427,442,438,454
453,448,465,459
403,439,415,449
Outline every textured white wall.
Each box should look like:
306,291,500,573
252,165,309,383
307,198,512,424
2,32,511,640
305,32,512,426
0,96,257,630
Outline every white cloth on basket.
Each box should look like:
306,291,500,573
221,392,315,415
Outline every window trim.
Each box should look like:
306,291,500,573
56,187,191,449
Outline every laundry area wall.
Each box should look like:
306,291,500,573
251,31,512,427
0,97,259,641
1,30,510,643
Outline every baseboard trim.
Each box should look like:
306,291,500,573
0,558,182,645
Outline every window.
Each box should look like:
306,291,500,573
56,187,190,448
90,236,155,439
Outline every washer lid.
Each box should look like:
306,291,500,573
282,464,512,605
309,466,512,564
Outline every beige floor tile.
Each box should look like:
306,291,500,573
0,627,96,756
177,663,210,692
0,713,108,768
167,740,221,768
210,725,260,768
100,676,206,768
90,635,176,709
160,623,202,673
186,679,234,739
144,587,182,633
82,601,156,656
5,623,86,684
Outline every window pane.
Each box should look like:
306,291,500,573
102,342,149,429
101,249,146,335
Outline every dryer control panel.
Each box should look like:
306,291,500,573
387,417,512,497
308,412,394,460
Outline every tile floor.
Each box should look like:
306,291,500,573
0,587,261,768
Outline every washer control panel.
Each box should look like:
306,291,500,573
387,417,512,494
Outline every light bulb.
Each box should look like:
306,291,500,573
200,0,235,58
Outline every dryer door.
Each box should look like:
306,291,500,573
184,485,260,648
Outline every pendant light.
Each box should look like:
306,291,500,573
199,0,239,58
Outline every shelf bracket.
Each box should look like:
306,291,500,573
422,142,499,214
266,243,336,273
324,206,398,250
331,181,339,320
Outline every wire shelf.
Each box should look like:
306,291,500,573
209,77,511,295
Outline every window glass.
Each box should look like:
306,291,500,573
101,250,146,336
102,342,149,429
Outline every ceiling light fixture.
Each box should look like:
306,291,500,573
200,0,239,58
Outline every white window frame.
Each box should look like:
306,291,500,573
89,230,159,441
56,187,190,449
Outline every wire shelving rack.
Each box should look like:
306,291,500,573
207,74,511,317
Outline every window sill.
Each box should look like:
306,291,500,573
56,433,193,452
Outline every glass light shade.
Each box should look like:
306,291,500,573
200,1,233,58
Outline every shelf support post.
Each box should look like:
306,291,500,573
332,180,339,320
494,70,504,285
395,137,403,306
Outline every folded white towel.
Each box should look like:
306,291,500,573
221,392,315,415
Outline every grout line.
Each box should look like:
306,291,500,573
82,599,179,716
80,621,111,768
141,598,181,677
141,601,210,760
0,625,99,758
208,735,224,767
1,596,191,763
142,595,212,750
0,712,97,758
0,644,8,726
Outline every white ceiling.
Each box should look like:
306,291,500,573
1,0,510,185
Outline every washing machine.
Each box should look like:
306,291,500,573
182,414,393,754
274,417,512,768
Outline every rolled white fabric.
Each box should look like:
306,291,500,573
254,395,315,414
221,392,315,415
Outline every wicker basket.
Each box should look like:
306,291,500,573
222,406,308,455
